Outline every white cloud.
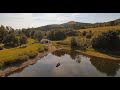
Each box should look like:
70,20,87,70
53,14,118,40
0,13,120,29
0,13,33,29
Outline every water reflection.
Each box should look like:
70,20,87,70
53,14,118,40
75,55,81,63
90,58,120,76
8,49,120,77
52,49,120,76
52,49,80,60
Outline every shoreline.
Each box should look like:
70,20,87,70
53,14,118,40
0,44,56,77
77,50,120,61
56,47,120,61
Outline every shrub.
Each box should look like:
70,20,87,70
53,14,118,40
66,30,77,36
70,37,78,49
86,32,93,39
0,46,3,50
82,31,87,36
28,51,38,59
38,47,44,53
44,46,48,51
77,38,90,50
92,30,120,50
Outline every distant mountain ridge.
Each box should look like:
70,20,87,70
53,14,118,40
27,18,120,31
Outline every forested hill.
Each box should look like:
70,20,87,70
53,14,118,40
20,18,120,32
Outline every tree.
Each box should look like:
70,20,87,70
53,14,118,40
54,31,66,40
33,31,43,41
13,36,19,47
3,33,19,47
48,30,66,40
48,31,55,40
66,30,77,36
0,25,7,43
19,35,27,46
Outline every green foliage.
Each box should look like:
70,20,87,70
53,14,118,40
33,31,43,41
3,33,19,47
27,51,38,59
86,31,93,39
70,37,78,49
19,35,27,46
0,25,8,43
66,30,77,36
92,30,120,50
48,30,67,40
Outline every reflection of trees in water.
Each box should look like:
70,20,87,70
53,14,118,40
75,55,81,63
52,49,69,57
90,58,120,76
52,49,81,60
52,49,81,63
69,50,80,60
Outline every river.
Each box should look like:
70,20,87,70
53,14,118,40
8,49,120,77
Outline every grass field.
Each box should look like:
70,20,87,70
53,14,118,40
27,38,37,43
77,25,120,34
0,44,48,68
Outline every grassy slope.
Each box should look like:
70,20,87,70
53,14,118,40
0,44,48,67
27,38,37,43
77,25,120,34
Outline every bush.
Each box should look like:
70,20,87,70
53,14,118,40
86,32,93,39
92,30,120,50
77,38,91,50
70,37,78,49
28,51,38,59
82,31,87,36
44,46,48,51
66,30,77,36
0,46,3,50
38,47,44,53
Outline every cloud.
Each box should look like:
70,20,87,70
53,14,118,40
0,13,120,29
0,13,33,29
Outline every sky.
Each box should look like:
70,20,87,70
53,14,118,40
0,13,120,29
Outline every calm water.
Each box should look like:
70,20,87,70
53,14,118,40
8,49,120,77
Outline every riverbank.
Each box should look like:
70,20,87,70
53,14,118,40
52,42,120,61
0,44,56,77
77,50,120,61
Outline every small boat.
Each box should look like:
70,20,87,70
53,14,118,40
56,62,60,67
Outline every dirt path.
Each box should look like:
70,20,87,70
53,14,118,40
0,44,57,77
